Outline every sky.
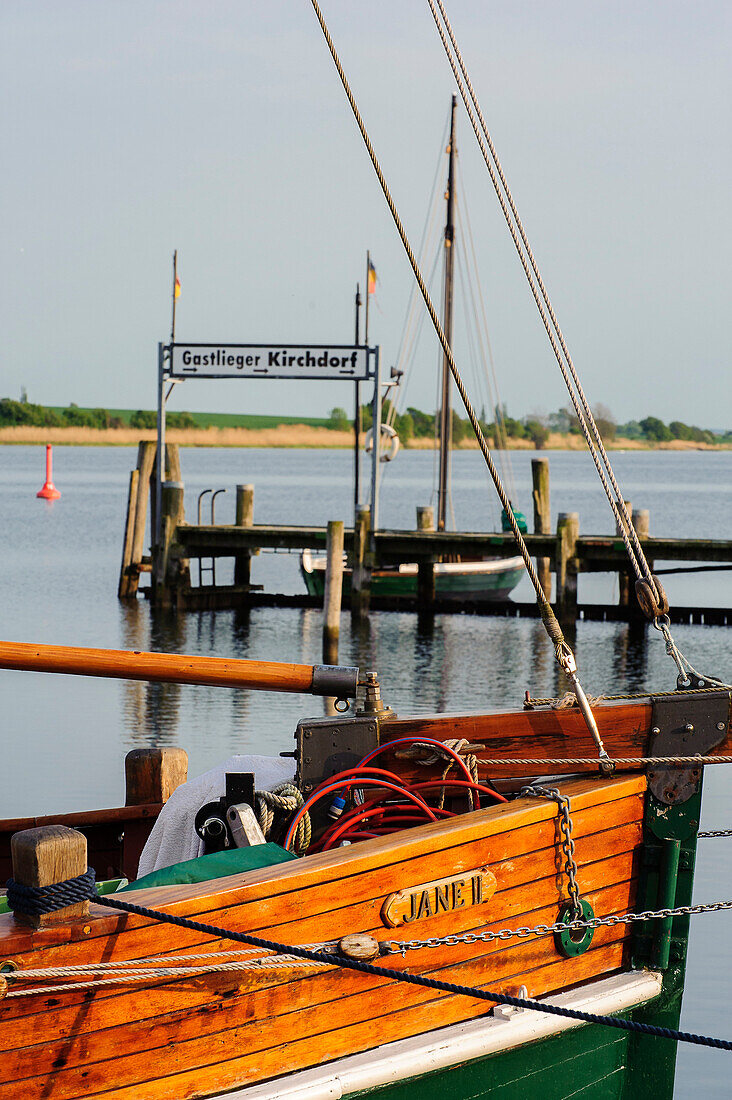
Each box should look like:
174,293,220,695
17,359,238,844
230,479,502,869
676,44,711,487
2,2,731,426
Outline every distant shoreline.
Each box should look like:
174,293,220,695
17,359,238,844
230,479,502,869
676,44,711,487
0,425,730,451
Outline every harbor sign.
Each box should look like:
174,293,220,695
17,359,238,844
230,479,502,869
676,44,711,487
168,344,372,381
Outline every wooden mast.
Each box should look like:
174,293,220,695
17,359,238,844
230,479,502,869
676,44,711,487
438,95,457,531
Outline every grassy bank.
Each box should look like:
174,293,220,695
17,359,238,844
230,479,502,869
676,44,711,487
1,424,730,450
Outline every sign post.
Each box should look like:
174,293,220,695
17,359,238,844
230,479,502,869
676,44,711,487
154,341,378,547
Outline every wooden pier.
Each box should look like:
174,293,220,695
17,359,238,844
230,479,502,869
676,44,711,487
118,446,732,628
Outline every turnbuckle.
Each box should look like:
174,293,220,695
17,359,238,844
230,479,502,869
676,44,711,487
555,643,615,776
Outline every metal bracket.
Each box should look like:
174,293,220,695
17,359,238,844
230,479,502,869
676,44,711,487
294,715,381,795
647,691,729,805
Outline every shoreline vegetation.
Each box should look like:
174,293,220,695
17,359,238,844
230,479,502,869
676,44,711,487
1,398,730,450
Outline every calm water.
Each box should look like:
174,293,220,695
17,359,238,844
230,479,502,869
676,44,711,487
2,443,732,1093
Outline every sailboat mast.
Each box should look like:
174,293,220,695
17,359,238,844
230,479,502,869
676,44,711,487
437,95,457,531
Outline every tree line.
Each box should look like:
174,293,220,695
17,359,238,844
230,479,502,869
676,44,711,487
1,394,727,448
0,398,196,430
329,402,730,448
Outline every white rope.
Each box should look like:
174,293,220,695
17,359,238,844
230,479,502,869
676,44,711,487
308,0,549,609
4,940,338,997
427,0,657,596
5,956,334,998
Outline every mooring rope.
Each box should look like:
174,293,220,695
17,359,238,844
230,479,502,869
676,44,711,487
7,870,732,1048
86,891,732,1051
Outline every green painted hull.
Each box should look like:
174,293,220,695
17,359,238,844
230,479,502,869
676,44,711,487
301,559,524,602
346,993,682,1099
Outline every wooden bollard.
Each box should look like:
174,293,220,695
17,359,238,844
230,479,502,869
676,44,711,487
351,506,371,620
323,520,345,664
556,512,579,621
125,747,188,806
234,483,255,587
531,458,551,599
416,505,435,610
10,825,89,928
165,442,182,483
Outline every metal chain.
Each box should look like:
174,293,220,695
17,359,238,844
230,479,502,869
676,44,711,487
384,898,732,955
520,785,581,918
698,830,732,839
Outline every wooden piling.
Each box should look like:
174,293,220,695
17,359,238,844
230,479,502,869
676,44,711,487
531,458,551,599
323,520,345,663
556,511,579,621
125,747,188,806
118,467,140,599
153,480,186,608
234,484,255,588
351,506,371,620
118,441,157,600
165,442,182,483
628,508,652,623
416,505,436,610
616,501,633,608
10,825,89,928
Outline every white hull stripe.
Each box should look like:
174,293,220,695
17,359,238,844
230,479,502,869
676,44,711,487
214,969,663,1099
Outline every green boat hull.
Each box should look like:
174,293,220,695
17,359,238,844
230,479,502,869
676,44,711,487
301,555,525,603
346,993,683,1099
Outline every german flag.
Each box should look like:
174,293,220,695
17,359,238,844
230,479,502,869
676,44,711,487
367,261,377,295
174,275,181,299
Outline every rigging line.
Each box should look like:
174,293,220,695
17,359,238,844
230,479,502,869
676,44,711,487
389,140,447,425
308,0,618,778
455,194,515,502
426,0,654,593
308,0,548,603
388,232,444,430
306,3,623,764
457,166,515,483
454,234,504,514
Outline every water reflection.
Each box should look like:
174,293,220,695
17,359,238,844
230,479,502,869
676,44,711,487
612,622,650,693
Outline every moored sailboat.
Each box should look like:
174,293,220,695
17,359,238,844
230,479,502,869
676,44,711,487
301,96,526,606
2,4,730,1097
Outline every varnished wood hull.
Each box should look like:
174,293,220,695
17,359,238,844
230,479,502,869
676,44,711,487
0,773,647,1099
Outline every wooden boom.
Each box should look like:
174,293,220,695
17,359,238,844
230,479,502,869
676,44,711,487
0,640,358,697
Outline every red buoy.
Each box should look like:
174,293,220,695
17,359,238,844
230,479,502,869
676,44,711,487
37,444,61,500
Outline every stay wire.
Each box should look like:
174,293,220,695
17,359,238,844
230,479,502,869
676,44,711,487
426,0,656,596
308,0,557,634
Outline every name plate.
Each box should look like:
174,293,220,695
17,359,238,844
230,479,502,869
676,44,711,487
381,867,497,928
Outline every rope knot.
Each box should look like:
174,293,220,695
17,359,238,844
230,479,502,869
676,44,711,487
6,868,96,917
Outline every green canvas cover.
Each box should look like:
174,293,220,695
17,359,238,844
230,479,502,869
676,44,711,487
122,842,296,892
